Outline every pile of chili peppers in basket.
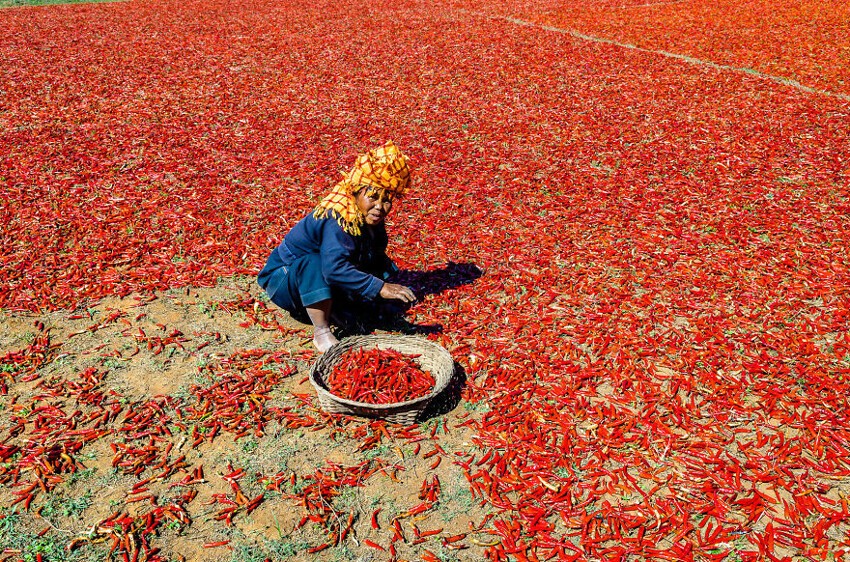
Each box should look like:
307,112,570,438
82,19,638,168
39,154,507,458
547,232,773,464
327,348,435,404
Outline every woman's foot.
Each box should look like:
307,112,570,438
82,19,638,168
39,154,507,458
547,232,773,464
313,326,339,353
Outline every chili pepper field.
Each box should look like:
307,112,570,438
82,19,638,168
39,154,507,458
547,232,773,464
1,0,849,559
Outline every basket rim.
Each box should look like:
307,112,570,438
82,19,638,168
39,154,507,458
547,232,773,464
309,334,453,411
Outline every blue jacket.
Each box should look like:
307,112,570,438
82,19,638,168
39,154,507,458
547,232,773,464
276,211,398,300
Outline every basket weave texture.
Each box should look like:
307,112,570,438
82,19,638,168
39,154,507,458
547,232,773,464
309,335,453,424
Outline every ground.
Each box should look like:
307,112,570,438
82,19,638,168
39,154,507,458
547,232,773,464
0,280,496,562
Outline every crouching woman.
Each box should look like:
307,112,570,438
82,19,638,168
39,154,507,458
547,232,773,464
258,141,417,352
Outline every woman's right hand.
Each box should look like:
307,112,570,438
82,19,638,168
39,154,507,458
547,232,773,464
379,283,417,303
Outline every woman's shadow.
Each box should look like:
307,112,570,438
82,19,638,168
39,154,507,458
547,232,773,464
394,261,483,303
336,261,483,337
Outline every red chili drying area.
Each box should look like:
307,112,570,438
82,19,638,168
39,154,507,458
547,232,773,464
466,0,850,98
1,0,850,560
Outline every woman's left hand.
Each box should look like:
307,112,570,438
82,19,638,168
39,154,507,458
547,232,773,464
380,283,417,303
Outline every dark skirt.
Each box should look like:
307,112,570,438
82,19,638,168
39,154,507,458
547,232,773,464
257,249,332,319
258,246,402,330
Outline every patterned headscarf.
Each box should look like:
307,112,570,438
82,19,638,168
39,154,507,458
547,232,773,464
313,141,411,236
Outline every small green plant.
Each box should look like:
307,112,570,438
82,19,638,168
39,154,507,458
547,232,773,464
227,529,313,562
0,507,83,561
330,543,356,562
290,477,309,495
100,357,124,370
42,490,93,519
0,508,22,535
198,301,219,317
361,442,391,460
438,484,475,523
265,539,308,558
241,438,259,454
331,485,361,513
67,467,97,485
229,543,268,562
462,400,490,413
368,492,390,511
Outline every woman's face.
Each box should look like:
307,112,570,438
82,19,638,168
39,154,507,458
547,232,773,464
355,187,393,226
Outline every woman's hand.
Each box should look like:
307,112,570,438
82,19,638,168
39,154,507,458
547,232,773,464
379,283,417,303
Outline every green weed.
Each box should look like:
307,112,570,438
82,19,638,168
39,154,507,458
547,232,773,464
0,507,86,561
67,467,97,485
41,490,92,519
198,302,219,317
228,535,311,561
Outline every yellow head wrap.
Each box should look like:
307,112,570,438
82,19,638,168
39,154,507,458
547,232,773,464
313,141,411,236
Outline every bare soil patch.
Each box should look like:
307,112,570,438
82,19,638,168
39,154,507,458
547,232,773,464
0,278,494,562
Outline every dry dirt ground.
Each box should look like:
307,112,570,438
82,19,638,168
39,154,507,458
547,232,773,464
0,277,496,562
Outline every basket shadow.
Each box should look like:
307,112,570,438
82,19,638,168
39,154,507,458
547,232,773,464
419,361,467,421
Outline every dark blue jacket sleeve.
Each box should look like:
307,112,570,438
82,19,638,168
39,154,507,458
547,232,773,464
319,220,384,300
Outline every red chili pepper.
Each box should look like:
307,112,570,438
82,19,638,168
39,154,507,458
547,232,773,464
363,539,386,551
326,348,434,404
339,512,354,542
306,543,330,554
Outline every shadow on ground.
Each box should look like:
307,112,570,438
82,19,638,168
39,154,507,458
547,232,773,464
420,361,467,421
335,261,484,336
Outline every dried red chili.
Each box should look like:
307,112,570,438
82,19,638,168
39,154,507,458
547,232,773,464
327,348,435,404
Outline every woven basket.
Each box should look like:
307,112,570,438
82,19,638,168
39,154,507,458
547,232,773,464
309,334,454,424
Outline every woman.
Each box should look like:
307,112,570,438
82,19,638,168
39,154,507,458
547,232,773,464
258,141,417,352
